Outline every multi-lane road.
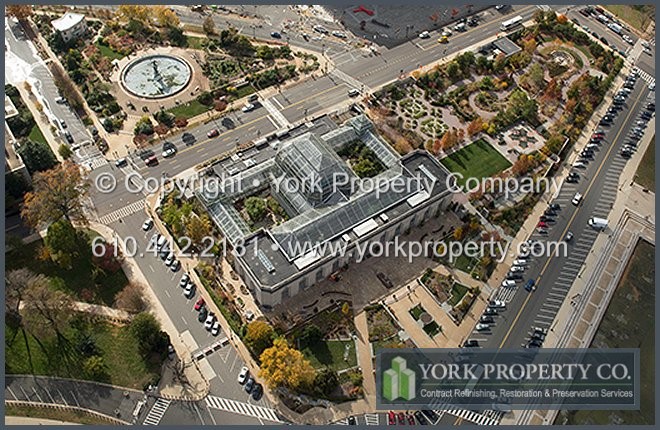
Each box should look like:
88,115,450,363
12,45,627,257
467,73,654,351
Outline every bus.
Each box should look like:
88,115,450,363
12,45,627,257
500,15,523,31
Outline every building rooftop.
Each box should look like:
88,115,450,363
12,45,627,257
492,36,521,57
5,123,25,173
199,114,452,290
51,12,85,32
5,96,18,119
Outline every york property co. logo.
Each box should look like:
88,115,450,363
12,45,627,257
383,356,416,401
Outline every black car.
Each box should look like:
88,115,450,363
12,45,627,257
599,118,612,126
620,149,632,158
528,339,543,348
270,31,282,38
507,272,524,280
544,208,555,217
566,172,580,183
414,411,428,425
463,339,479,348
422,410,439,424
252,383,264,401
64,131,74,144
480,315,495,324
198,307,208,322
244,377,255,393
182,132,196,146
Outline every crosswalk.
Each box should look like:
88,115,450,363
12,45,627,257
330,68,371,92
205,395,281,423
97,200,145,224
364,413,379,425
635,68,655,87
493,283,518,302
260,98,292,129
143,398,171,425
443,409,503,426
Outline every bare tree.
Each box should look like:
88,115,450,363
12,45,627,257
114,283,148,314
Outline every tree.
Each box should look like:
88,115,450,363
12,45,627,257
453,226,464,241
58,143,73,160
259,338,315,390
166,26,187,47
315,368,339,396
202,16,216,35
467,117,484,137
49,62,86,116
5,269,40,318
22,279,75,341
92,239,124,273
114,283,147,313
341,302,350,317
446,61,461,81
153,5,180,28
245,197,267,222
134,115,154,136
22,161,89,228
5,5,33,22
185,214,212,249
245,320,275,357
299,324,323,346
130,312,169,357
83,355,108,381
18,141,57,174
45,219,80,269
116,5,151,22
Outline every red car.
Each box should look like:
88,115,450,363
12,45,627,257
207,129,220,138
388,411,396,425
407,414,415,425
194,297,205,311
398,412,406,425
537,221,547,228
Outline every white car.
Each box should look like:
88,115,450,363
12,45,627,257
573,161,586,168
211,321,221,336
165,253,176,267
142,219,154,231
650,82,655,91
572,192,583,205
238,366,249,384
512,259,527,266
510,265,525,273
489,300,506,309
183,282,195,299
475,323,490,331
501,279,516,288
418,31,430,39
204,313,216,330
242,103,256,113
442,28,452,37
332,30,347,38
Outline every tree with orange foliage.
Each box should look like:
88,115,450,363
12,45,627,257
467,117,484,137
556,14,568,24
22,161,89,228
5,5,33,22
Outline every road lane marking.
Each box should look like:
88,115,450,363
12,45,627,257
499,88,646,348
181,316,188,325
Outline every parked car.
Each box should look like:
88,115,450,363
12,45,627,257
483,307,498,316
388,411,396,425
413,411,428,425
252,383,263,401
245,377,255,393
270,31,281,38
198,307,208,322
501,279,516,287
170,260,181,272
64,130,74,144
463,339,479,348
180,273,190,287
418,31,430,39
475,323,490,331
480,315,495,324
572,192,583,205
207,128,220,138
142,218,154,231
238,366,249,384
164,253,175,266
115,158,128,168
524,279,535,292
194,297,205,311
204,313,216,330
242,103,256,113
184,283,196,299
347,88,360,97
55,96,66,104
211,321,221,336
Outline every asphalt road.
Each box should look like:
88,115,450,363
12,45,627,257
5,17,96,160
566,7,639,55
469,76,654,350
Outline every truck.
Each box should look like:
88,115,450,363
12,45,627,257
607,23,622,34
588,217,608,230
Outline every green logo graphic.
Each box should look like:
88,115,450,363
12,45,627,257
383,356,416,401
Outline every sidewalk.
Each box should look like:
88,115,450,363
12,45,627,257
88,221,209,401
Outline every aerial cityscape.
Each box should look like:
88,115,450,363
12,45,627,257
4,3,655,426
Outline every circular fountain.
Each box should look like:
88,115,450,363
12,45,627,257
120,54,192,99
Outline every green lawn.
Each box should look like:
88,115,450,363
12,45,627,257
557,240,654,425
5,316,161,390
95,41,125,60
454,253,478,274
409,304,425,320
440,139,512,187
635,136,654,192
603,5,655,32
6,232,128,306
422,321,441,337
301,340,357,372
28,124,47,145
166,99,212,119
448,283,470,306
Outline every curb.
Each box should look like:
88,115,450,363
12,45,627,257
5,400,131,425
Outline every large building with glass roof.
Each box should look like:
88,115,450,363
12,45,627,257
198,114,454,308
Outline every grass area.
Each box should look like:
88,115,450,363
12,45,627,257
453,253,478,274
6,232,128,306
440,139,512,187
603,5,655,32
28,124,47,145
95,41,125,60
166,99,212,119
557,240,655,425
6,404,112,425
301,340,357,372
422,321,441,337
187,35,206,50
635,136,655,192
448,283,470,306
409,304,425,320
235,84,257,99
5,315,162,390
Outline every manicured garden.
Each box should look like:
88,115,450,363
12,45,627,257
440,139,512,186
301,339,357,372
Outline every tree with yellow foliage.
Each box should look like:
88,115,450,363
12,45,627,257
152,6,180,28
5,5,33,22
259,338,315,390
116,5,151,23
